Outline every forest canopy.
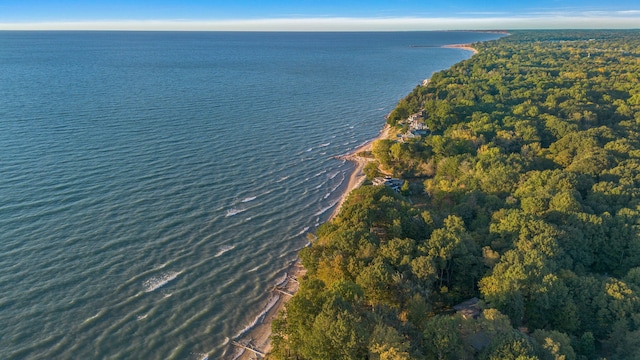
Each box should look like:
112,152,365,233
270,30,640,360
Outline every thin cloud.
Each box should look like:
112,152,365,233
458,12,511,16
1,13,639,31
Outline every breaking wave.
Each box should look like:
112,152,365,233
274,273,288,287
215,245,235,257
296,226,310,236
143,271,182,292
226,208,246,217
314,200,339,217
233,295,280,339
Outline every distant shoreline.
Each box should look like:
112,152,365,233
442,43,479,54
328,43,481,218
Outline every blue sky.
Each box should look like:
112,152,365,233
1,0,639,30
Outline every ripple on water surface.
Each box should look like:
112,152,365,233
0,30,504,359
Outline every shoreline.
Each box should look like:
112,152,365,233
230,125,391,359
330,124,392,220
441,43,479,54
230,261,306,360
234,40,481,358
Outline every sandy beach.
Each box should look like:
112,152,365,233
224,39,485,360
229,40,482,356
442,43,479,54
228,124,392,359
229,261,306,360
227,40,482,360
330,124,392,220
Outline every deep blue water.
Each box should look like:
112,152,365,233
0,31,502,359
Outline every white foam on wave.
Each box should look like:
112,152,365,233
330,176,346,192
83,309,106,324
241,196,257,203
314,200,339,217
155,262,169,270
319,142,331,147
215,245,235,257
355,140,369,148
315,183,323,189
226,208,246,217
275,273,288,287
329,171,339,179
324,193,331,199
248,265,260,273
306,147,313,152
296,226,310,237
276,175,290,183
84,314,99,323
136,313,148,321
261,188,275,196
233,294,280,339
142,270,182,292
314,170,327,177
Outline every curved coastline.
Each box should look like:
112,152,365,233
330,124,392,220
442,43,479,54
232,41,479,359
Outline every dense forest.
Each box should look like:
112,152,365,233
269,30,640,359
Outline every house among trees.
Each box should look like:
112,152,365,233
407,112,428,131
453,297,482,319
397,112,429,142
372,176,404,192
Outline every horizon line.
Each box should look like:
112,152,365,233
1,15,640,31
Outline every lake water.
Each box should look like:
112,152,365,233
0,31,502,359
